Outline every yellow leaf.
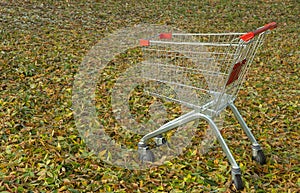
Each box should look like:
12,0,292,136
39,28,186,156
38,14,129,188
58,186,67,191
57,142,61,151
57,136,65,141
98,150,107,158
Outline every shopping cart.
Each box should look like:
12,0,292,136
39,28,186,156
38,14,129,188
138,22,277,190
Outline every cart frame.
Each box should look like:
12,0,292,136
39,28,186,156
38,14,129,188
138,22,277,190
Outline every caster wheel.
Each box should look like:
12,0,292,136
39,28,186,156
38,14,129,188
138,146,155,163
233,174,244,190
253,150,266,165
154,135,167,147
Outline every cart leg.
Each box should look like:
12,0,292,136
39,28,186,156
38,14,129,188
228,102,266,165
200,114,240,168
139,110,197,145
138,112,244,189
138,110,200,163
139,112,241,170
196,114,244,190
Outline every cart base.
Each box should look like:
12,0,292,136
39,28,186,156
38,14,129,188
138,102,266,190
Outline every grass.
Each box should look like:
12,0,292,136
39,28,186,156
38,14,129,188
0,0,299,192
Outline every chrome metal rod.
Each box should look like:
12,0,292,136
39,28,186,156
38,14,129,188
140,111,198,144
139,111,240,169
162,110,196,128
199,113,239,169
228,102,258,145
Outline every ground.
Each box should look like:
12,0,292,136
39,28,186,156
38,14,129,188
0,0,299,192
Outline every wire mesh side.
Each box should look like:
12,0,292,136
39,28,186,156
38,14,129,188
223,32,267,101
141,33,242,113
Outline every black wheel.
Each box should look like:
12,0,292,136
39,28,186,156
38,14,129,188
253,150,266,165
233,174,244,190
139,149,155,163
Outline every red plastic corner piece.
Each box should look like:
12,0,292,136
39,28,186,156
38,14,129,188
240,32,254,42
159,33,172,39
140,39,150,46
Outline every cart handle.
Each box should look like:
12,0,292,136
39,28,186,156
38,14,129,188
240,22,277,42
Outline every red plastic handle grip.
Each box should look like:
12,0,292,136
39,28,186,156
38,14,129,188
253,22,277,35
240,22,277,42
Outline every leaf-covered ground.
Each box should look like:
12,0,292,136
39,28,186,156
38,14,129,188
0,0,299,192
